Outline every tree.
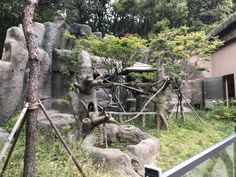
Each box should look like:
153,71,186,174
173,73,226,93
187,0,234,31
22,0,41,176
77,34,147,74
149,27,222,124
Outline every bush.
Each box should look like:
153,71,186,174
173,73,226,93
207,100,236,122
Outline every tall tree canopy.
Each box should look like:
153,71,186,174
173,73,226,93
0,0,235,54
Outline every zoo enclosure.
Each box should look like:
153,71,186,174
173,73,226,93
145,127,236,177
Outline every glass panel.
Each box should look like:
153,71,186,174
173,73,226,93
184,143,235,177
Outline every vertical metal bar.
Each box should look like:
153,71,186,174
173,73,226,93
0,103,29,161
234,125,236,177
145,165,162,177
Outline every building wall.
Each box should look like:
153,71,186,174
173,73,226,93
210,41,236,94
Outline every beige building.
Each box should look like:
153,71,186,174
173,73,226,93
203,12,236,103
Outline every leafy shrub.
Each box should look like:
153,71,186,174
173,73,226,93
207,100,236,122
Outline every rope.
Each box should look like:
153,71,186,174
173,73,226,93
123,79,169,124
28,101,40,110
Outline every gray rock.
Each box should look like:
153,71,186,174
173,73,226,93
188,79,204,106
118,125,149,144
96,88,110,107
43,21,67,58
37,112,76,132
60,34,76,50
70,24,92,37
0,27,28,124
93,32,103,39
33,22,46,47
127,137,160,176
51,49,76,98
52,49,76,72
82,125,160,177
82,135,139,177
38,48,52,99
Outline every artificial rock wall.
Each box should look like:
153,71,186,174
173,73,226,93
0,19,101,124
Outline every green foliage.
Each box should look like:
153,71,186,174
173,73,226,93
59,97,70,106
206,100,236,121
63,30,76,39
1,112,234,175
0,122,115,177
3,114,19,133
76,34,147,73
149,27,223,78
187,0,234,32
57,50,80,77
128,72,155,81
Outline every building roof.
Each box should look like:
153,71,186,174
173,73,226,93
122,62,156,75
208,11,236,38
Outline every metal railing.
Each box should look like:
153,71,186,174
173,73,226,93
145,127,236,177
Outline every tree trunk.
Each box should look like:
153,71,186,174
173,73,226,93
22,0,40,176
70,51,105,140
179,93,185,121
155,66,169,130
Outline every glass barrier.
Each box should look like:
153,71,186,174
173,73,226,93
184,143,235,177
145,133,236,177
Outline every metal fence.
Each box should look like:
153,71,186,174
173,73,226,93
145,127,236,177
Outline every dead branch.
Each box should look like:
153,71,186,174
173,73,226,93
123,79,169,124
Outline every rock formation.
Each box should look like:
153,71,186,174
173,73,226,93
0,19,103,125
81,124,160,177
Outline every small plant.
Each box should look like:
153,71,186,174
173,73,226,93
206,100,236,122
63,30,76,40
128,72,155,82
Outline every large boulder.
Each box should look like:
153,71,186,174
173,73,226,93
70,24,92,37
181,79,204,107
188,79,204,106
43,20,68,58
0,21,55,124
37,110,76,132
51,49,76,98
82,124,160,176
82,135,139,177
0,27,28,124
127,137,160,175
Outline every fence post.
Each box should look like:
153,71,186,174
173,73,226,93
145,165,162,177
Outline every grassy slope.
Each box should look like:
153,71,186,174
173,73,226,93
146,113,235,171
0,113,235,176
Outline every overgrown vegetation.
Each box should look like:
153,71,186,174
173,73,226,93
1,111,234,176
77,34,147,74
145,112,235,170
206,100,236,122
0,120,117,177
149,26,223,79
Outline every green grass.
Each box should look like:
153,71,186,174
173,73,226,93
0,124,115,177
145,113,235,171
0,112,235,176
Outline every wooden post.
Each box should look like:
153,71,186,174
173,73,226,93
118,115,123,123
225,78,229,107
0,116,26,176
39,102,86,177
141,114,146,129
0,103,28,161
22,1,40,176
